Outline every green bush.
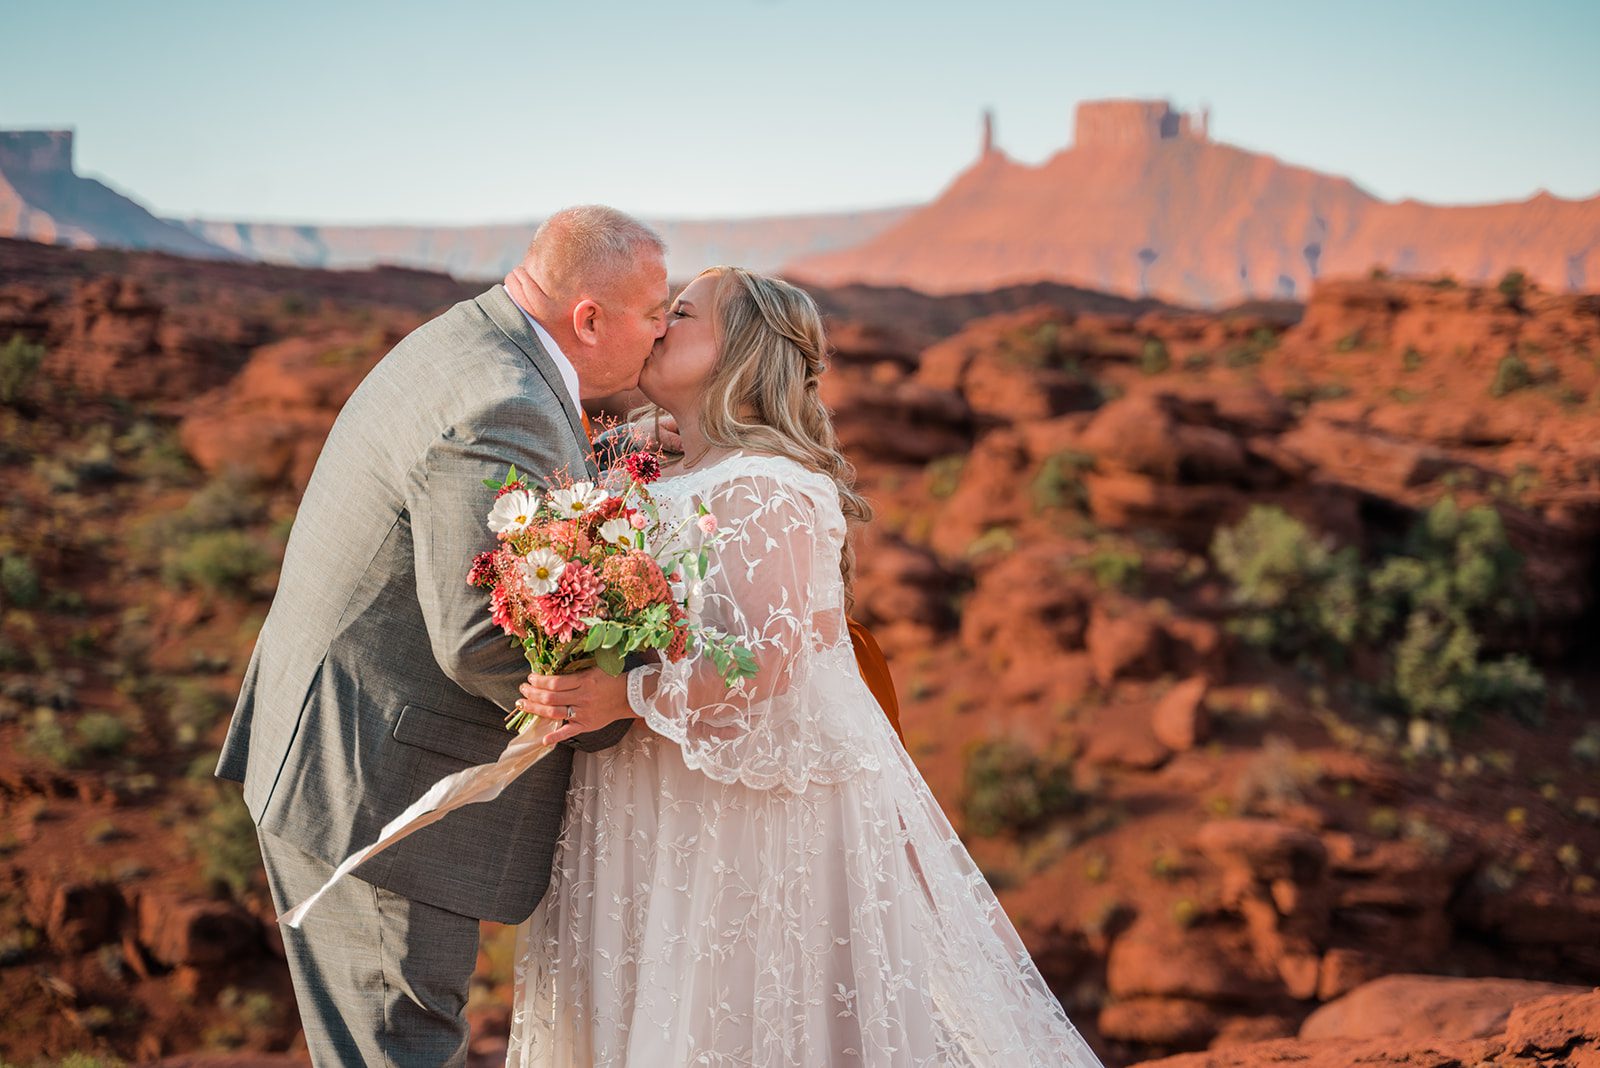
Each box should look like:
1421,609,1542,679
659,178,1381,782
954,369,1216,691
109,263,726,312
169,679,232,745
189,787,262,900
25,709,81,768
1140,338,1171,375
925,455,966,500
0,554,41,608
1031,450,1094,512
162,531,271,595
1490,351,1535,397
76,712,132,757
1210,506,1363,653
1212,498,1543,729
1072,547,1144,592
1497,268,1528,305
964,740,1081,836
0,334,45,406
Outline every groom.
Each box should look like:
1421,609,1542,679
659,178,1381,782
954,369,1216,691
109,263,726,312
216,205,670,1065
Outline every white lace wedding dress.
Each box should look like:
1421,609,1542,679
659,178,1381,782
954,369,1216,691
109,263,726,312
507,453,1103,1067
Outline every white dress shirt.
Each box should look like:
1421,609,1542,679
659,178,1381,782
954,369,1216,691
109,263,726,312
513,301,584,419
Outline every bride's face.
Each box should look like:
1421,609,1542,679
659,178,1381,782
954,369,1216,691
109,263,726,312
638,273,721,412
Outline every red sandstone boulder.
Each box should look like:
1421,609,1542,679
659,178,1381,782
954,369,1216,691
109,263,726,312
138,892,261,967
1151,676,1210,751
1300,973,1587,1043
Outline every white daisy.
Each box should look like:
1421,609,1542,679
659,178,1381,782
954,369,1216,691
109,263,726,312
486,489,541,535
520,548,567,595
596,517,635,549
549,480,606,518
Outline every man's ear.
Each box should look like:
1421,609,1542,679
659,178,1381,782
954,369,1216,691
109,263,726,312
572,299,601,346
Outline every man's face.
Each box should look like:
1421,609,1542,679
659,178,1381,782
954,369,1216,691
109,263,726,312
581,251,669,398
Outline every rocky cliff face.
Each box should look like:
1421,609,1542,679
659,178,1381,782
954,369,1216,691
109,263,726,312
787,99,1600,306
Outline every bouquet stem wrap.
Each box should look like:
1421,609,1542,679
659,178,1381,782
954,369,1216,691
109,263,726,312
279,719,561,928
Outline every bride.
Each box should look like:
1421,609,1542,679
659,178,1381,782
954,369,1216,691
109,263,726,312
505,266,1104,1067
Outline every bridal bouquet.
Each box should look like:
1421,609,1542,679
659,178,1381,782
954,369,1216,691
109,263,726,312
470,448,759,733
280,446,759,928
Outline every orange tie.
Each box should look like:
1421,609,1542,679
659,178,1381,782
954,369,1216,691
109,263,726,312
580,410,594,444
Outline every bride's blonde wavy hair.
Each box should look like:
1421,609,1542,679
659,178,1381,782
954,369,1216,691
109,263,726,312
634,266,872,606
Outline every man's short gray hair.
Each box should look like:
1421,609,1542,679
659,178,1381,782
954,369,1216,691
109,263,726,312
525,205,665,301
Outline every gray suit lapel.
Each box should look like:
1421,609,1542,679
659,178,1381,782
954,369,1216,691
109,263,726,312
475,285,594,473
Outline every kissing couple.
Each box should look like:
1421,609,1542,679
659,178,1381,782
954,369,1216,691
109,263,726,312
217,205,1104,1066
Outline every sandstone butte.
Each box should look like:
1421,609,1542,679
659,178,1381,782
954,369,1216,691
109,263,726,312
787,98,1600,307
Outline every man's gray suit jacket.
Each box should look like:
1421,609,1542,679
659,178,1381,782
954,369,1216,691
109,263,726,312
216,284,629,924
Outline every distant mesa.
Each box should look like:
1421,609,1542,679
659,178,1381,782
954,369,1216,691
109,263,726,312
0,129,237,260
785,98,1600,306
3,101,1597,306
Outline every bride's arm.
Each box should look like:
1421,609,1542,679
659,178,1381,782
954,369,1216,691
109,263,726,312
626,471,854,790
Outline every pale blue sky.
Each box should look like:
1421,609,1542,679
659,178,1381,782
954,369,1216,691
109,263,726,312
4,0,1597,224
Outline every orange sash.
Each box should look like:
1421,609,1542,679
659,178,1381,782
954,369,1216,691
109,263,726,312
848,617,904,744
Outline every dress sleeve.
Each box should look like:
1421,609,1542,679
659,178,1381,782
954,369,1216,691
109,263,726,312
626,469,879,791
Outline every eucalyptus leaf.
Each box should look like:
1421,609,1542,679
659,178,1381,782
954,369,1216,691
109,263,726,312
595,644,626,676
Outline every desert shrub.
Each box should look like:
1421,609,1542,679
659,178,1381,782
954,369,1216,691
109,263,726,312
1367,497,1543,724
119,420,199,488
161,530,271,595
963,740,1081,837
25,709,81,768
0,334,45,406
1212,498,1543,729
169,679,232,745
1497,268,1528,305
1401,346,1424,372
1072,547,1144,592
1031,450,1095,512
965,527,1016,559
1139,338,1171,375
76,712,132,757
131,476,272,577
0,554,41,609
1334,331,1362,353
189,787,262,900
1490,351,1535,397
1210,506,1363,653
1222,328,1278,368
925,455,965,500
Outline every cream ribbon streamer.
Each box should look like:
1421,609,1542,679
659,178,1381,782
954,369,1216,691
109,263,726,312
279,726,559,928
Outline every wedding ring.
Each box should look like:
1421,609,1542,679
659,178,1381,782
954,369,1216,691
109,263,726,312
566,705,576,721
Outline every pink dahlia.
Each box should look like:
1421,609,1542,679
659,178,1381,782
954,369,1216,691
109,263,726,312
534,562,604,643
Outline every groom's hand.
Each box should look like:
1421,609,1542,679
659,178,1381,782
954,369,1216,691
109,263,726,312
518,668,640,746
654,414,683,455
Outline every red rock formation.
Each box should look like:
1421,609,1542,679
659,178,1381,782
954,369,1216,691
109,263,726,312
0,131,234,259
788,99,1600,306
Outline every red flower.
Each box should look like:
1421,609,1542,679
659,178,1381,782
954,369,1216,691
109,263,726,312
467,549,503,588
495,478,528,499
592,495,627,524
533,562,604,643
666,604,689,662
622,450,662,484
